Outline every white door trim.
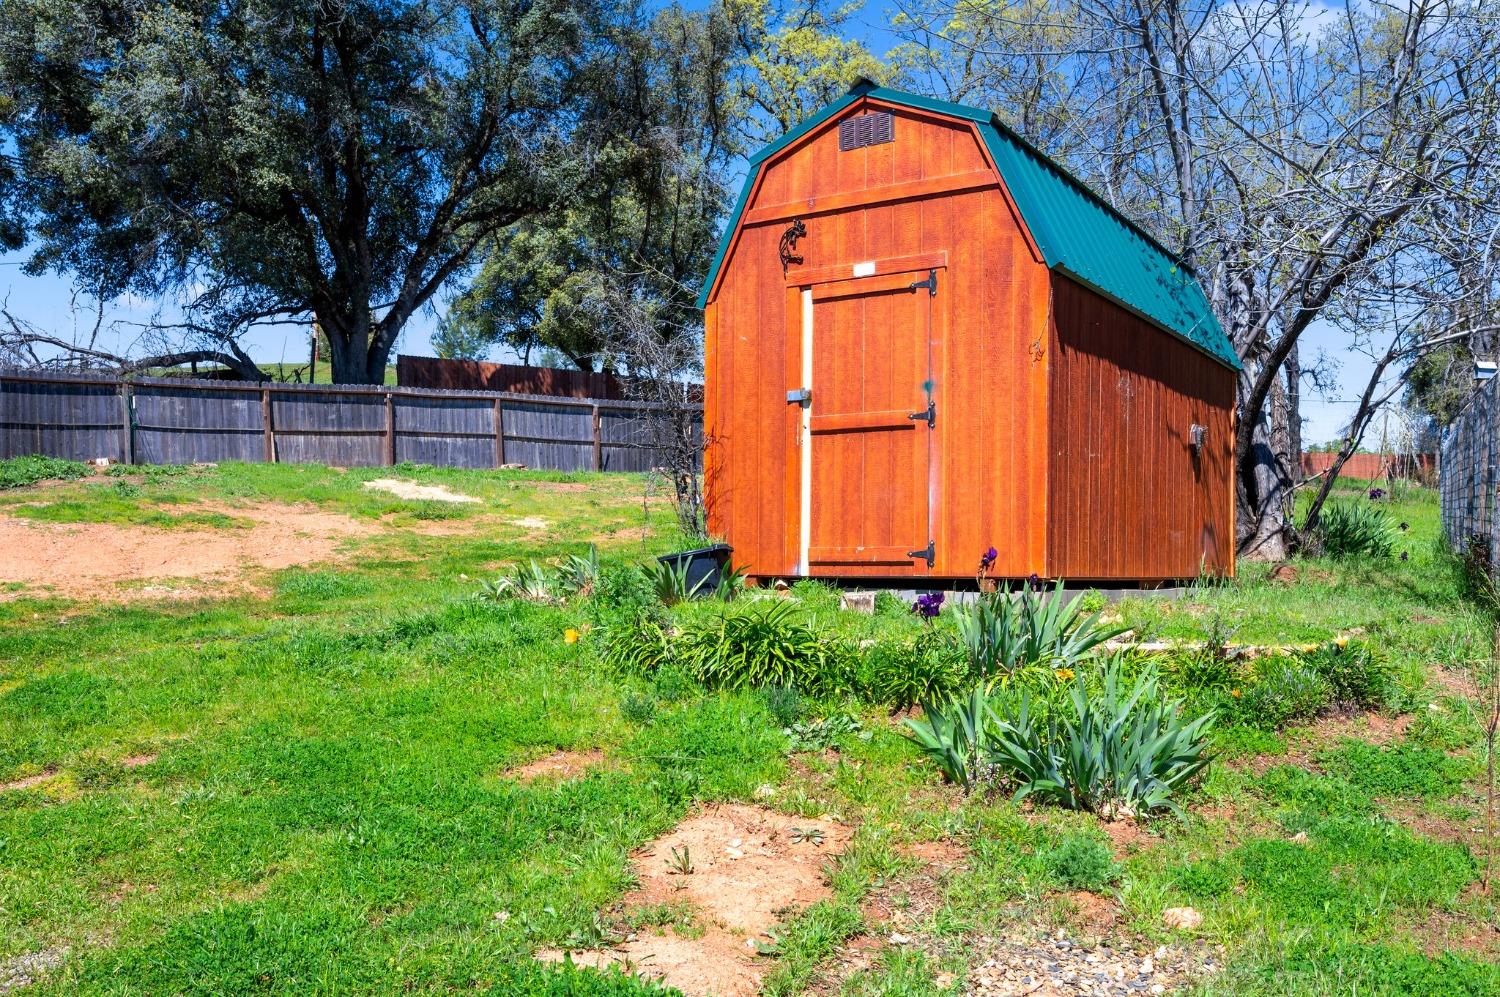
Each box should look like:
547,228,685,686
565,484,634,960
799,287,813,575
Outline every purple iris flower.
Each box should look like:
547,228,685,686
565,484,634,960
1399,522,1409,532
979,546,998,571
1400,551,1409,562
912,591,945,619
1369,487,1386,500
1026,573,1045,592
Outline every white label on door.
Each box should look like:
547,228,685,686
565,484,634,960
852,261,876,277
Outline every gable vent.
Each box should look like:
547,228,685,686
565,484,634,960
838,111,894,151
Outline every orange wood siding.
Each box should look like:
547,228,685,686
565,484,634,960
705,100,1052,580
1045,275,1236,580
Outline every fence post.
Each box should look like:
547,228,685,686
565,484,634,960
261,386,274,463
592,404,602,471
119,381,134,465
493,397,505,468
384,390,396,466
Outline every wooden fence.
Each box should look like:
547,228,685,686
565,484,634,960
1300,451,1435,481
1440,375,1497,568
0,368,700,473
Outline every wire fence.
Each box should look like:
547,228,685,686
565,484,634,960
1440,374,1498,572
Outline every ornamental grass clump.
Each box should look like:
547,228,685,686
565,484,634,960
990,659,1215,818
684,600,853,696
1313,501,1398,558
951,580,1125,680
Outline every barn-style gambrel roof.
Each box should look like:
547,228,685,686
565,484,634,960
699,79,1240,370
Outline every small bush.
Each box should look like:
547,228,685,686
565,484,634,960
762,685,804,728
684,601,853,696
1313,501,1397,558
0,454,89,489
1235,657,1332,729
858,628,965,710
620,689,657,725
592,565,655,618
951,581,1125,680
1299,640,1395,710
904,685,1005,791
1043,834,1121,891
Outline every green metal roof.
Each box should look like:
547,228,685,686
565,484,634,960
699,80,1240,370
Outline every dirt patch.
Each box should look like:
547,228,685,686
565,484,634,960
0,769,58,793
362,478,480,503
1061,890,1122,938
506,749,606,784
591,525,652,544
538,803,850,996
0,502,370,602
1431,664,1481,700
119,753,157,769
527,481,592,493
508,517,550,530
1411,884,1500,960
1100,819,1156,858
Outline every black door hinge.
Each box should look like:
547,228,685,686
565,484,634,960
909,269,937,296
908,399,935,428
907,540,935,567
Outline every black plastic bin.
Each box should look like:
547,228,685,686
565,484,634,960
657,544,732,598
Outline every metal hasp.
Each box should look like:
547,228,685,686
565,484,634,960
787,387,812,405
907,540,935,567
909,269,938,296
908,398,935,428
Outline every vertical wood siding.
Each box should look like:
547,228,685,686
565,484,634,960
1046,275,1236,579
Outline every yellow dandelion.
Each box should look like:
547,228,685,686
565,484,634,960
1299,643,1319,653
1230,689,1242,698
1334,637,1349,649
1054,668,1075,681
564,628,580,644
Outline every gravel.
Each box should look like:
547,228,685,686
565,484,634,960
962,933,1221,996
0,948,66,994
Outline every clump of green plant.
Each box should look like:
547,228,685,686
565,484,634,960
0,454,89,489
951,581,1125,680
1235,657,1333,729
556,545,601,599
644,557,710,605
1043,833,1122,891
762,685,804,728
478,560,556,603
990,658,1215,818
858,627,966,711
683,601,853,696
785,712,867,752
1312,501,1398,558
620,689,658,725
1298,640,1395,710
904,684,1005,791
598,611,674,677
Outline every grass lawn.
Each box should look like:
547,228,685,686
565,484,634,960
0,463,1495,995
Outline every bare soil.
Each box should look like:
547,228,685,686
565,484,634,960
0,770,58,793
538,803,850,997
0,502,370,601
506,749,606,784
361,478,480,503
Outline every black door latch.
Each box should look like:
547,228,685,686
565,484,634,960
908,399,935,428
908,269,937,296
907,540,935,567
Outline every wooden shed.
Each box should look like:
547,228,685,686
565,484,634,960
700,81,1239,585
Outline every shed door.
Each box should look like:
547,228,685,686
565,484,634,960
799,268,937,574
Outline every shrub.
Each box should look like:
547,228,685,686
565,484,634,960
643,558,711,605
858,628,965,710
591,565,655,620
0,454,89,489
478,560,557,603
989,658,1215,818
556,545,601,599
1236,657,1332,729
683,601,853,696
1298,640,1395,710
951,581,1124,680
620,689,657,725
1313,501,1397,558
1044,834,1121,891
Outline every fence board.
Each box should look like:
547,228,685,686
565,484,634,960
0,368,698,474
0,376,123,462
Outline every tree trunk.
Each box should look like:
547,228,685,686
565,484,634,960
1237,375,1293,561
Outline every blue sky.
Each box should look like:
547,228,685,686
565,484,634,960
0,1,1388,445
